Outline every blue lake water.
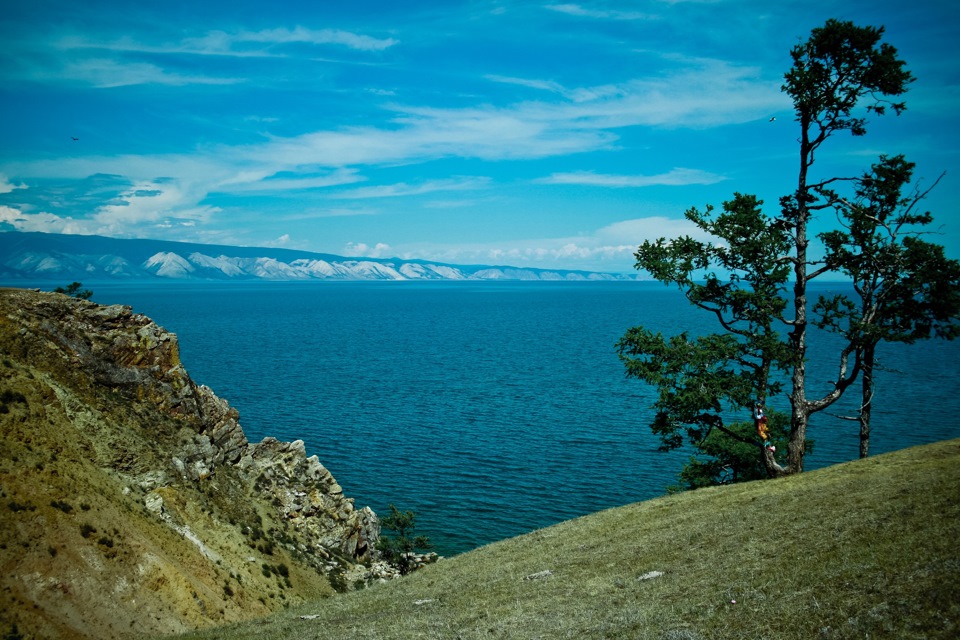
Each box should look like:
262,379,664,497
81,281,960,556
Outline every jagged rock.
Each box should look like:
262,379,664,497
0,288,383,640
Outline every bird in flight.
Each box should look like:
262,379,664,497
71,136,79,141
768,117,776,122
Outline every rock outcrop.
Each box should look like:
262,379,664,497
0,288,380,639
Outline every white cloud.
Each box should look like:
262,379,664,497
517,62,787,130
92,180,220,232
485,74,623,103
0,44,782,246
59,27,398,57
332,177,491,199
344,241,392,258
0,205,86,234
0,176,27,194
423,198,488,209
227,27,398,51
63,58,241,88
213,168,365,193
396,241,638,271
485,75,567,95
594,217,716,245
243,107,615,168
545,4,654,20
0,190,222,238
32,25,397,89
389,216,717,272
233,58,783,170
538,168,726,187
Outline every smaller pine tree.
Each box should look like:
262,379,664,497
54,282,93,300
376,504,431,575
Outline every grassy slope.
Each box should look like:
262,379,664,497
175,439,960,640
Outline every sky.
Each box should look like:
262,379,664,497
1,0,958,273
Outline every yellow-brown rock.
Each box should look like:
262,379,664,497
0,288,379,639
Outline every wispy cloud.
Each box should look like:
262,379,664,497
15,25,398,88
545,3,655,21
213,168,365,193
0,52,774,240
485,75,622,103
0,47,778,243
246,60,780,169
486,57,786,129
175,27,398,57
240,111,614,168
58,26,399,57
538,168,726,187
332,177,491,199
62,58,243,88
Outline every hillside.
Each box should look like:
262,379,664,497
175,439,960,640
0,289,385,639
2,287,957,640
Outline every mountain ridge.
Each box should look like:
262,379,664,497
0,231,637,282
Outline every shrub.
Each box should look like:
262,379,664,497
51,500,73,514
8,501,35,513
376,504,432,576
0,390,26,404
0,390,27,414
53,282,93,300
327,567,348,594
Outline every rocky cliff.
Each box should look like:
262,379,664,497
0,288,382,639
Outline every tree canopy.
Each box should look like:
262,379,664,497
618,19,959,486
53,282,93,300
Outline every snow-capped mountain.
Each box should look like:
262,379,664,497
0,232,636,282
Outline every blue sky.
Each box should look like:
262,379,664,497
1,0,958,273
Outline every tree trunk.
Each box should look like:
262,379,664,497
785,128,813,476
859,343,875,458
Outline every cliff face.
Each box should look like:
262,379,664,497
0,288,380,639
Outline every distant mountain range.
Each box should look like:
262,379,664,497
0,232,637,282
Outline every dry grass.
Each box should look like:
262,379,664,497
173,439,960,640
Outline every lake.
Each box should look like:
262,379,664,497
85,281,960,555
